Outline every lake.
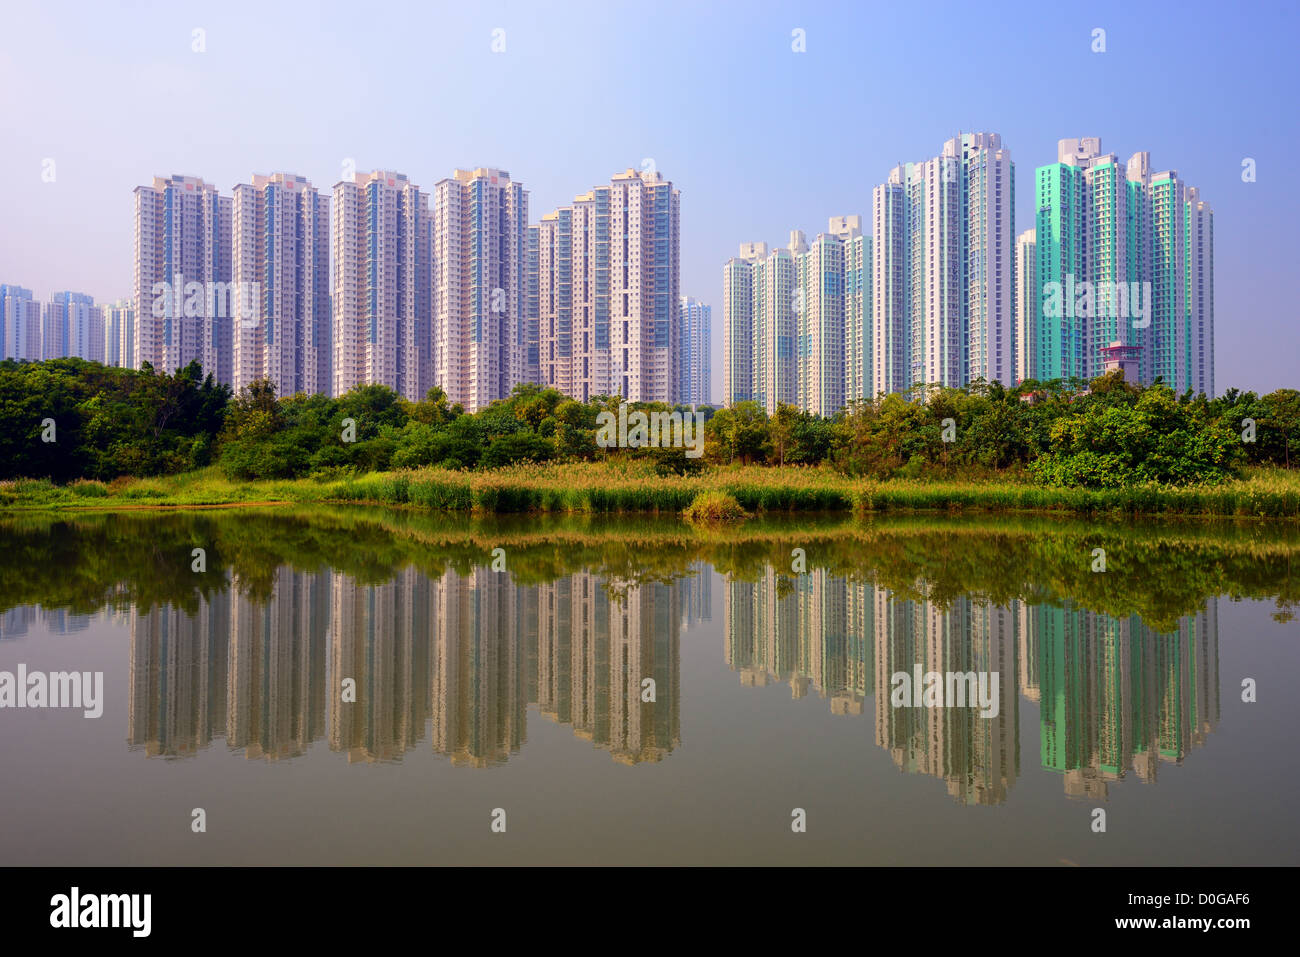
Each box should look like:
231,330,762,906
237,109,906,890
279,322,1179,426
1,507,1296,865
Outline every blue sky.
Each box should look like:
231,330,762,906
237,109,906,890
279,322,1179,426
1,0,1296,395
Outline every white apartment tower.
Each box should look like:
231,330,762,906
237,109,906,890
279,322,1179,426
102,299,135,368
133,174,233,381
44,291,103,362
232,173,330,397
963,133,1016,387
333,170,434,401
434,168,528,412
607,168,680,404
0,285,42,361
677,296,711,405
530,188,611,402
1013,228,1037,383
797,230,846,416
722,243,763,406
723,220,863,415
528,168,680,405
837,218,873,404
872,133,1015,394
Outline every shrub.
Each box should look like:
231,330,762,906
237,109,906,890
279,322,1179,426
682,490,748,524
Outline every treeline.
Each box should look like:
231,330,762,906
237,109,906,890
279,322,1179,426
2,357,1298,488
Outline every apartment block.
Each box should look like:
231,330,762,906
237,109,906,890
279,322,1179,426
101,299,135,368
133,174,232,381
796,230,846,416
1033,138,1213,394
839,220,873,404
528,169,679,405
871,133,1014,395
232,173,330,397
0,284,42,361
722,245,761,406
677,295,711,405
333,170,433,401
606,168,680,404
44,291,103,362
1013,229,1037,383
723,220,861,416
434,168,528,411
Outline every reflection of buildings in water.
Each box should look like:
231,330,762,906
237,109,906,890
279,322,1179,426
40,607,93,635
128,593,230,758
677,563,712,631
431,567,526,768
872,594,1020,806
538,573,681,765
2,606,97,639
1028,599,1220,799
332,566,434,763
228,567,329,761
124,564,680,767
724,571,1220,805
0,606,37,640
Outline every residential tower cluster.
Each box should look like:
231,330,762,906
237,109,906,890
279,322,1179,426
2,165,712,410
723,133,1215,412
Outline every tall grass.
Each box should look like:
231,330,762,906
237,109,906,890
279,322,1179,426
2,463,1298,518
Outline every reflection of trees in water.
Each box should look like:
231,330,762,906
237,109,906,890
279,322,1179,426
0,507,1294,627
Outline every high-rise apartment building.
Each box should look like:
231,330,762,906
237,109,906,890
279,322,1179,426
531,194,609,402
722,237,797,413
232,173,330,397
754,238,799,413
0,285,42,361
1033,138,1213,394
101,299,135,368
677,296,711,405
607,169,680,403
1013,229,1037,383
796,231,846,416
44,291,103,362
723,219,863,415
528,168,679,405
872,133,1014,394
838,219,873,404
963,134,1016,388
1186,187,1214,398
133,174,232,380
434,168,528,411
333,170,433,401
722,243,762,406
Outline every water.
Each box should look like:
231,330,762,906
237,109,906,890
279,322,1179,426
1,507,1296,865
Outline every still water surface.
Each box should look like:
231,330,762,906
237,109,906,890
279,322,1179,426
1,508,1296,865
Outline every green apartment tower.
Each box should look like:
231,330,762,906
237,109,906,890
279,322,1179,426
1031,138,1213,394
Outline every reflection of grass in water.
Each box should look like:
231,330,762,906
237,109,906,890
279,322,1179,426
3,463,1300,518
1,507,1298,631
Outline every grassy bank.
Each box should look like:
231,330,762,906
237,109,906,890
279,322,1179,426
3,462,1300,518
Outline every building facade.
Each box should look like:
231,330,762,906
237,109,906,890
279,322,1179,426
434,168,528,411
333,170,434,401
232,173,330,398
676,295,711,405
1032,138,1213,394
133,174,232,380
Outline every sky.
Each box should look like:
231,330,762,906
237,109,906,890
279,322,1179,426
1,0,1297,396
